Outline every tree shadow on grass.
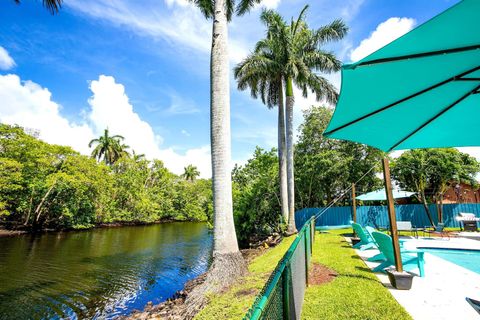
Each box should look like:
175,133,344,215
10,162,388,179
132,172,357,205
337,272,379,283
338,232,354,237
355,266,376,273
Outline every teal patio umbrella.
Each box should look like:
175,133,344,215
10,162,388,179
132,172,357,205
356,189,416,201
324,0,480,276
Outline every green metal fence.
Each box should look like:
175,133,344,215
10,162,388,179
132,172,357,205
243,217,316,320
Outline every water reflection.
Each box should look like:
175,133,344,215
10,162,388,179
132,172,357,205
0,222,212,319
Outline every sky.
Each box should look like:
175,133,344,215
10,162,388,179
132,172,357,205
0,0,472,177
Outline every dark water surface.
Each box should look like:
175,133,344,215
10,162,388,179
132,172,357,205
0,222,212,320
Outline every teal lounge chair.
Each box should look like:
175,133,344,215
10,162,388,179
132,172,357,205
364,226,386,262
364,226,407,262
351,223,376,250
371,231,425,277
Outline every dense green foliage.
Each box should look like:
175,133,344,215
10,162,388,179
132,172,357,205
0,124,212,230
232,106,382,245
295,106,383,207
232,147,285,246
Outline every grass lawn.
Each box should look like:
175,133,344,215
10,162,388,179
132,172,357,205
301,229,412,320
196,228,412,320
195,236,295,320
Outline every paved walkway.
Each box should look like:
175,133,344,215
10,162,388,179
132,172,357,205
354,236,480,320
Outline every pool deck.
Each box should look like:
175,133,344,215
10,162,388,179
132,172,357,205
353,236,480,320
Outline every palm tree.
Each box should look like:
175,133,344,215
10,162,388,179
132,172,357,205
281,8,346,233
236,7,347,233
187,0,261,275
234,14,289,226
132,150,146,162
88,129,126,165
13,0,62,14
183,165,200,182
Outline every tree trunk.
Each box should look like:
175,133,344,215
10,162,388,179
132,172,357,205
437,193,444,223
285,77,297,234
210,0,242,258
179,3,246,317
24,186,35,226
277,80,289,225
419,190,435,227
33,181,56,229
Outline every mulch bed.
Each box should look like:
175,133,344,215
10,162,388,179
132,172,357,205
308,263,338,286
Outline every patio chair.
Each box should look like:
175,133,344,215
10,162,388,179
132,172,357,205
424,222,450,239
364,226,386,262
397,221,424,238
364,226,407,262
351,223,376,250
466,297,480,315
371,231,425,277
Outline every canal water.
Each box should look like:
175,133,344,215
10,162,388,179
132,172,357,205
0,222,212,319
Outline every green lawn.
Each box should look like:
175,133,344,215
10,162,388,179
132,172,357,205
195,236,295,320
301,229,412,320
196,228,412,320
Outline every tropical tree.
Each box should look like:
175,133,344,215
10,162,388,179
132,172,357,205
13,0,62,14
295,106,383,208
131,150,145,162
236,7,347,233
391,149,479,224
88,129,127,165
182,165,200,182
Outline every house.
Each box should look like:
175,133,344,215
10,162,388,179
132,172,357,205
442,182,480,204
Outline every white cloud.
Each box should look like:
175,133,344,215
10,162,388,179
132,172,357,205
0,74,94,154
88,75,165,154
0,46,16,70
66,0,211,57
350,17,416,62
0,74,212,178
255,0,281,10
164,0,189,8
165,91,200,115
87,75,212,178
181,129,190,137
66,0,252,64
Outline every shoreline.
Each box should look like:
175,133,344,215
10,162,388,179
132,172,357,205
123,238,281,319
0,219,210,238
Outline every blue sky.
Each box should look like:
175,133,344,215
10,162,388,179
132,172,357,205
0,0,463,176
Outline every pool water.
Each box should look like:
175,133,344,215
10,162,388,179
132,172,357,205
422,248,480,274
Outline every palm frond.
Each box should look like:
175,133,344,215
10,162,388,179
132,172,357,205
14,0,63,14
188,0,214,19
292,5,309,36
314,19,348,44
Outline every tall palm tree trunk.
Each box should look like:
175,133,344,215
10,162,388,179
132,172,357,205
285,77,297,233
277,79,289,224
210,0,242,259
181,3,245,317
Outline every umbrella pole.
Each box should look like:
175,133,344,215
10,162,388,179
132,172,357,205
351,183,357,223
382,157,403,272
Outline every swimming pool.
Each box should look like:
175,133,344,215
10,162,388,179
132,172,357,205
421,248,480,274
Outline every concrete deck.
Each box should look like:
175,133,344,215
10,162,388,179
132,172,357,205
354,236,480,320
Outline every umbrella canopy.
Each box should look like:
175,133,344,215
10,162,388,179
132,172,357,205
356,189,416,201
324,0,480,151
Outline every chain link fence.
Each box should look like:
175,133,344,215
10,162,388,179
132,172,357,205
243,217,315,320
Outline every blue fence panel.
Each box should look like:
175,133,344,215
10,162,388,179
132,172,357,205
295,203,480,230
